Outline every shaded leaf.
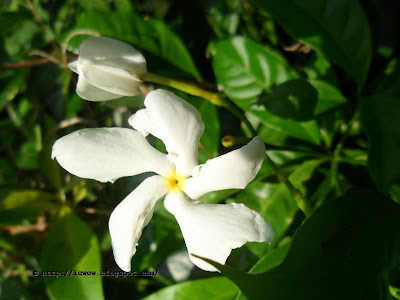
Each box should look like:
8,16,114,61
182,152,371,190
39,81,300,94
0,69,29,112
252,0,372,85
361,94,400,192
198,188,400,300
259,79,346,121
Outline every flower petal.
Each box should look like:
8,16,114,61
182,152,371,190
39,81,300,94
52,128,174,182
129,90,204,175
76,73,122,101
79,36,147,75
184,136,265,199
164,192,273,272
78,62,142,97
68,60,78,73
109,175,167,271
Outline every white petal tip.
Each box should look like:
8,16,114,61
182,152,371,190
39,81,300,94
128,112,149,136
118,264,131,272
68,60,78,73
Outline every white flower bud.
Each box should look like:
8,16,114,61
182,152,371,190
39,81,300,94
69,36,147,101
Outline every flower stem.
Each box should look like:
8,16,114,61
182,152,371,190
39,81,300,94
264,154,313,218
331,110,360,196
142,73,228,107
142,72,257,135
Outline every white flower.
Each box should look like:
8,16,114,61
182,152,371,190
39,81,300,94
52,89,274,272
68,36,147,101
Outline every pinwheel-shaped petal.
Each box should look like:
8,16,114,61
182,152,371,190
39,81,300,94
52,89,273,272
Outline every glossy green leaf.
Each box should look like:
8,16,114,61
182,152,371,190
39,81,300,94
248,243,290,274
69,11,201,80
252,0,372,85
233,159,324,249
142,277,238,300
249,106,321,145
233,182,295,249
259,79,346,121
235,243,291,300
309,80,347,115
209,36,296,110
288,158,327,193
198,188,400,300
0,189,56,225
41,212,104,300
361,94,400,192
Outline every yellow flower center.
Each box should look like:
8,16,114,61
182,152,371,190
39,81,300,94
165,169,187,193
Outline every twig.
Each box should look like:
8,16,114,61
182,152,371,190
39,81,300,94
3,58,52,68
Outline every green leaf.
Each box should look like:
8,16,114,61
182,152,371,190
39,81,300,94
69,11,201,80
248,106,321,145
198,188,400,300
71,0,109,12
41,212,104,300
209,36,296,110
233,159,324,249
361,94,400,192
16,125,42,170
252,0,372,86
373,59,400,99
0,277,35,300
249,243,290,273
309,80,347,115
0,69,29,112
0,189,56,225
288,158,327,193
233,182,296,249
4,20,40,59
0,12,31,38
142,277,238,300
259,79,346,121
205,0,241,37
235,243,291,300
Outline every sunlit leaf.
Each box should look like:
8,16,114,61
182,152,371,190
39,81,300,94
209,36,296,110
142,277,238,300
41,211,104,300
0,189,56,225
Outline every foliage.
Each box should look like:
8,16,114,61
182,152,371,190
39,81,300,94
0,0,399,299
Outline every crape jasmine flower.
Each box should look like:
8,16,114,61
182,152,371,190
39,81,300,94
52,89,274,272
